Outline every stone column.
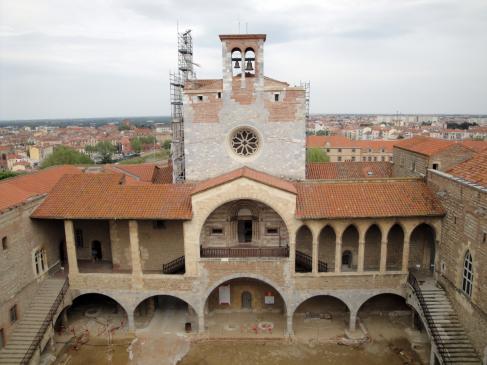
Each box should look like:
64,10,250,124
312,236,318,274
286,315,294,337
289,236,296,275
349,312,357,332
402,238,411,272
129,220,143,287
198,314,205,333
335,238,342,273
127,311,135,331
380,240,388,273
64,220,79,275
357,240,365,272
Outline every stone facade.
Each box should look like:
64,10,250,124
0,197,65,344
427,169,487,355
184,35,306,181
393,144,474,177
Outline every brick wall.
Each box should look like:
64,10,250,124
428,170,487,354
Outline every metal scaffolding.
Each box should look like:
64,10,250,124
170,29,195,183
300,81,311,120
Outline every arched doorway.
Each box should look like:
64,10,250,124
364,224,381,271
318,225,335,272
200,200,289,259
241,291,252,309
296,225,313,272
341,225,359,272
134,295,198,333
293,295,350,340
409,224,436,273
387,224,404,271
205,277,287,337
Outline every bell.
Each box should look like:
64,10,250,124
234,60,240,69
245,60,254,71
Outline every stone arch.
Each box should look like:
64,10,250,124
341,224,359,272
387,224,404,271
409,223,436,272
356,292,408,315
200,199,290,252
318,225,336,272
231,48,242,75
133,294,199,331
364,224,381,271
195,193,296,250
292,294,350,339
295,225,313,273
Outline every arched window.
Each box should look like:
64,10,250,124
462,251,473,297
231,48,242,76
244,48,255,75
34,248,47,276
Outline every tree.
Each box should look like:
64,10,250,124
130,136,156,153
306,148,330,163
41,146,93,168
84,145,96,153
162,139,171,151
130,138,142,153
94,141,116,163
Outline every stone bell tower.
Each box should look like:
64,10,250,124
182,33,306,181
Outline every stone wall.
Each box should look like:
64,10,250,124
109,220,131,271
428,170,487,354
183,36,306,181
73,220,112,261
393,147,429,177
0,198,64,343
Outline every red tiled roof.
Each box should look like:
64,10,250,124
394,136,457,156
109,164,157,182
460,140,487,153
153,165,173,184
0,165,82,213
306,136,397,152
31,174,193,220
447,151,487,188
192,167,297,195
306,162,392,180
296,180,445,219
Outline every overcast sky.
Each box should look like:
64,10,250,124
0,0,486,120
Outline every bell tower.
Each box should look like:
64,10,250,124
220,34,266,94
182,33,306,181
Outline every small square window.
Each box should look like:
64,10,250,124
432,163,439,170
1,236,7,250
274,93,280,102
9,305,17,324
211,228,223,235
338,148,342,153
454,216,457,224
217,92,222,99
337,156,342,161
197,95,203,101
352,149,356,153
482,232,486,244
351,156,356,161
326,149,330,153
266,227,279,235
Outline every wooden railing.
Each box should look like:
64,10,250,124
201,246,289,258
21,277,69,365
162,256,185,274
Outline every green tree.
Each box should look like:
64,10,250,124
0,171,19,180
131,138,142,153
95,141,116,163
41,146,93,168
306,148,330,163
162,139,171,151
84,144,96,153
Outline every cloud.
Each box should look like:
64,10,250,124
0,0,486,119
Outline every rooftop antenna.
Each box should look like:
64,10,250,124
238,18,240,34
246,22,248,34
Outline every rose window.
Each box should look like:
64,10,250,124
230,128,260,157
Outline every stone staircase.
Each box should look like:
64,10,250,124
0,277,68,365
408,274,481,364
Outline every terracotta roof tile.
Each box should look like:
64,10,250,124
192,167,297,195
306,162,392,180
109,163,158,182
394,136,458,156
0,165,82,213
306,136,397,152
31,174,193,220
460,140,487,153
296,180,445,219
152,165,173,184
447,150,487,188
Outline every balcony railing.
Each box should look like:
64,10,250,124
201,246,289,258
